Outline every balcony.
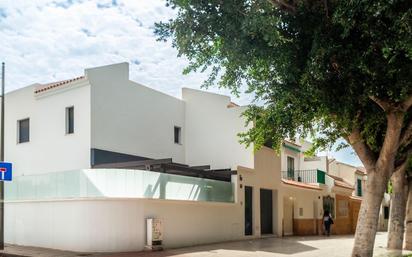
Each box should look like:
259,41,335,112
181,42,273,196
281,169,326,184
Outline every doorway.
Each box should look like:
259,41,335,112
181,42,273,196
244,186,253,236
260,189,273,234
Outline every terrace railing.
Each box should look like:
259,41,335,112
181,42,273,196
281,169,326,184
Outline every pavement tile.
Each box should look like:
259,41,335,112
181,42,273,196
0,232,411,257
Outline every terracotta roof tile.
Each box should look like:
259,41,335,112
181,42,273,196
328,174,344,182
281,179,322,191
334,180,354,190
34,76,85,94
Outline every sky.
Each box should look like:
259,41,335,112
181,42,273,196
0,0,362,166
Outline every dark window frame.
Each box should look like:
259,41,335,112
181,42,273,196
174,126,181,144
66,106,74,134
17,118,30,143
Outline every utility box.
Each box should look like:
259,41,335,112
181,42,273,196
146,218,163,251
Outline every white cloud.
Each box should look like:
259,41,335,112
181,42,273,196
0,0,359,166
0,0,252,104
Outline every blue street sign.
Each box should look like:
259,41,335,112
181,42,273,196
0,162,12,181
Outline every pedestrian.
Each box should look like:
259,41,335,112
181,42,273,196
323,210,334,236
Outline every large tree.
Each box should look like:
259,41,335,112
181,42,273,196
387,165,408,250
155,1,412,256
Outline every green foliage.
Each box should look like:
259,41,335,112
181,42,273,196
156,0,412,154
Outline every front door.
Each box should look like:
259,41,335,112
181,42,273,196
244,186,253,236
323,196,335,217
260,189,273,234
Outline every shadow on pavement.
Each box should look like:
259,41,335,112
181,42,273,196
103,236,319,257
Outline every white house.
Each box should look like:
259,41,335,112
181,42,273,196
6,62,253,176
3,62,366,253
4,63,257,252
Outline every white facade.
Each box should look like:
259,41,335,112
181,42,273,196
6,198,242,252
3,62,368,253
3,62,256,252
5,79,91,175
88,63,187,164
3,62,253,176
183,88,253,170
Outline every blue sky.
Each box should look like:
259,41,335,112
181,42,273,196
0,0,362,166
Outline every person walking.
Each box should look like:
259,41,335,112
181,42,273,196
323,210,334,236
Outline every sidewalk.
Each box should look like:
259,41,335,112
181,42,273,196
0,232,411,257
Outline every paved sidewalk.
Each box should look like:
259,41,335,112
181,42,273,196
1,232,411,257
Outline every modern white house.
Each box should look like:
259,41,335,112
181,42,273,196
3,62,368,253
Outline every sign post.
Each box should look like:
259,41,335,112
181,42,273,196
0,62,5,250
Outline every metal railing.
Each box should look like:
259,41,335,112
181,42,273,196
281,169,326,184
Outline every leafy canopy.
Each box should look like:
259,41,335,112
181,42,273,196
156,0,412,157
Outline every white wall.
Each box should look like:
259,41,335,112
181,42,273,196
301,156,328,171
183,88,254,170
88,63,186,163
5,198,243,252
329,161,357,185
280,147,301,172
282,186,323,220
4,81,91,175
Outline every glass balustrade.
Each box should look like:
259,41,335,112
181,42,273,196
5,169,234,203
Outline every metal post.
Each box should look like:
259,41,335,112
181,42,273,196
0,62,5,250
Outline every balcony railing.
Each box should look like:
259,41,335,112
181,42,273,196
281,169,326,184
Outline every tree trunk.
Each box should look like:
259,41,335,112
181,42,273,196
404,178,412,250
387,168,407,249
352,171,389,257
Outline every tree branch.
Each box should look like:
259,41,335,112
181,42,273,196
402,94,412,111
394,160,408,174
346,126,377,171
268,0,296,14
395,145,412,169
369,96,391,112
377,111,405,171
400,120,412,148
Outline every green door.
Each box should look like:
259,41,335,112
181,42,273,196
357,179,363,196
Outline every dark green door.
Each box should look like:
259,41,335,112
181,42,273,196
260,189,273,234
357,179,363,196
245,186,253,235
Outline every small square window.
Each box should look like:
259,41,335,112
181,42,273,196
174,126,181,144
66,106,74,134
18,118,30,143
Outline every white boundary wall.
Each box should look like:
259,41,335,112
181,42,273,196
5,198,243,252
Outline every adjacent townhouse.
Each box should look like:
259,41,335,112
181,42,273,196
3,62,369,253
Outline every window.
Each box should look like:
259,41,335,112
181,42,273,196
287,156,294,178
18,118,30,143
174,126,181,144
66,106,74,134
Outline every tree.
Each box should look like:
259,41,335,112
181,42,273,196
403,163,412,250
387,165,408,250
155,1,412,256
